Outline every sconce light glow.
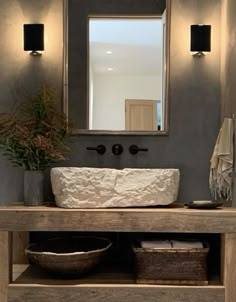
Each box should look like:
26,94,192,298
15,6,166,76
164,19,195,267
190,24,211,57
24,24,44,56
106,50,112,54
107,67,113,71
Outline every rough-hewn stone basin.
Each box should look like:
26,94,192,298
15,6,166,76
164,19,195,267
51,167,180,208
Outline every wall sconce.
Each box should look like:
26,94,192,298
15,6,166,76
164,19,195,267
190,24,211,57
24,24,44,56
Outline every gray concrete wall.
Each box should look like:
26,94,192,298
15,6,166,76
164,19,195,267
221,0,236,206
0,0,63,203
0,0,221,205
221,0,236,118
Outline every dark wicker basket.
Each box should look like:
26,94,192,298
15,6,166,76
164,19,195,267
133,241,209,285
25,236,112,277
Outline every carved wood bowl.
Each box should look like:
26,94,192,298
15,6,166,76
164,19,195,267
25,236,112,277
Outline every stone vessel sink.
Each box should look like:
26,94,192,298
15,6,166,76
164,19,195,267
51,167,180,208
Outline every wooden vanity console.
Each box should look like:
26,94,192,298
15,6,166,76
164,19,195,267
0,206,236,302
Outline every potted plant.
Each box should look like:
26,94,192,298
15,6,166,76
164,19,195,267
0,86,70,206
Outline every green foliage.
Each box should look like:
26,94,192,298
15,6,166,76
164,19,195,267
0,86,70,171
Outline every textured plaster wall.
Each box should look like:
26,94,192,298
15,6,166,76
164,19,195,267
0,0,63,203
221,0,236,118
0,0,221,204
221,0,236,206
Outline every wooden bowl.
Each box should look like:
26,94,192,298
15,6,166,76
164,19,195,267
25,236,112,277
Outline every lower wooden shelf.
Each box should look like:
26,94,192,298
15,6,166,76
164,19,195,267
8,264,225,302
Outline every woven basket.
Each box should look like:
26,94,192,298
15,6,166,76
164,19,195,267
25,236,112,277
133,241,209,285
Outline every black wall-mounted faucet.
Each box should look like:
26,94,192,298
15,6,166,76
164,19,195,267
129,144,148,155
86,144,106,155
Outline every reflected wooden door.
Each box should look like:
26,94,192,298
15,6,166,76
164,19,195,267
125,99,157,131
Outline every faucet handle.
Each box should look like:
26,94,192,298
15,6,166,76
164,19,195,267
86,144,106,155
129,144,148,155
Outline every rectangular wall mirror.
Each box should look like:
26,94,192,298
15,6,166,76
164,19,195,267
64,0,170,135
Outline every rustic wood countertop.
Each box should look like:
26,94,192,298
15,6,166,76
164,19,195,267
0,205,235,233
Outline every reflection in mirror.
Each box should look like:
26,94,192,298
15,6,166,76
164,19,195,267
89,18,165,131
65,0,169,135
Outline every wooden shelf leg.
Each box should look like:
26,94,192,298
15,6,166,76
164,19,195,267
0,231,12,302
13,232,29,264
223,233,236,302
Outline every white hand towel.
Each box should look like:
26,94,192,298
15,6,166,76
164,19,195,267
171,240,203,249
141,240,171,249
209,118,233,200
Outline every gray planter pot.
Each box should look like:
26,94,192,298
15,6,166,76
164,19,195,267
24,171,44,206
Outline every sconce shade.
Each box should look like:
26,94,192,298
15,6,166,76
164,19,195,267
191,25,211,53
24,24,44,54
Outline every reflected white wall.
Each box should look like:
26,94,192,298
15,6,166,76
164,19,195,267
89,64,94,129
92,75,161,130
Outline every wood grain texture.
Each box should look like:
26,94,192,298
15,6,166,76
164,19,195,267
0,206,229,302
0,206,235,233
13,265,29,282
13,232,29,264
12,264,221,286
136,279,208,285
13,264,135,285
223,233,236,302
0,231,12,302
221,234,225,284
8,285,224,302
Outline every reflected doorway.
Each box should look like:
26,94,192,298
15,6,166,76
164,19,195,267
125,99,160,131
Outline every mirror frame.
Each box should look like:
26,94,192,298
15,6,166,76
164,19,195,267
63,0,171,136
